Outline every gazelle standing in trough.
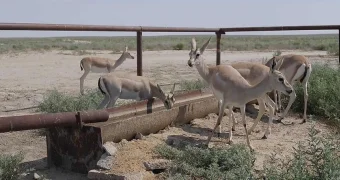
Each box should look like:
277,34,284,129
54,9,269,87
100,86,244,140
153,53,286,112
97,72,176,110
264,54,312,123
187,37,290,140
79,46,135,95
187,38,294,150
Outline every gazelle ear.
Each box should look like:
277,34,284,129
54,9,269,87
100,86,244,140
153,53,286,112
200,37,211,55
270,58,277,73
191,38,197,51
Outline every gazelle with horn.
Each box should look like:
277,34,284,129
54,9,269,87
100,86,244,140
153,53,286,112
187,37,288,140
188,38,294,150
79,46,135,95
97,72,176,110
265,54,312,123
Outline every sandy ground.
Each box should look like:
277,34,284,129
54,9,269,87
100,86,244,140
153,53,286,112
0,49,338,179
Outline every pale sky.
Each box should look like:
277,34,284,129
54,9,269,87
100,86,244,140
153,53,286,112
0,0,339,37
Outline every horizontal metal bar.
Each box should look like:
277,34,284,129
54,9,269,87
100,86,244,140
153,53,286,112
0,23,219,32
1,23,339,33
0,110,109,133
220,25,340,32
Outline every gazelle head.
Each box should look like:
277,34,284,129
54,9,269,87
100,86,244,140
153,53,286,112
122,46,135,59
156,83,176,109
187,37,211,67
268,59,294,95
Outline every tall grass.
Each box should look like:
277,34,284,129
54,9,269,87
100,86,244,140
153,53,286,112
155,143,255,180
284,64,340,128
0,152,24,180
0,34,338,54
37,89,103,113
264,124,340,180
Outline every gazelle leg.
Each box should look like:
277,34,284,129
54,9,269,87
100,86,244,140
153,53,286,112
207,99,226,145
240,105,253,151
274,90,278,114
277,91,282,112
278,90,297,121
302,81,309,123
227,106,235,144
80,71,89,95
107,94,120,108
231,110,236,131
97,93,110,109
248,97,265,135
263,95,275,139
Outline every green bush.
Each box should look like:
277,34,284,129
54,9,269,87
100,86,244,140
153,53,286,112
285,64,340,128
264,124,340,180
180,79,207,91
37,89,104,113
0,152,24,180
173,43,184,50
155,143,255,180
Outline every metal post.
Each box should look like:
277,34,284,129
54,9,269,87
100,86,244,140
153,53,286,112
137,31,143,76
215,32,222,65
338,29,340,64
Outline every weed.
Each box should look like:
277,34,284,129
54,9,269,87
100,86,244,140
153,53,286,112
264,124,340,180
0,152,24,180
173,43,184,50
283,64,340,128
155,143,255,180
179,79,207,91
37,89,103,113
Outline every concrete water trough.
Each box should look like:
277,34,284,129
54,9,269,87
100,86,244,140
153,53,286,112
46,89,219,174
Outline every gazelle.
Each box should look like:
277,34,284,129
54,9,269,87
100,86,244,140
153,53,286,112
79,46,135,95
265,55,312,123
188,38,294,150
97,72,176,110
187,37,286,140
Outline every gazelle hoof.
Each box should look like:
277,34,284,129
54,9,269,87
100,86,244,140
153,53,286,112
300,119,307,124
217,132,221,138
227,139,233,145
232,127,235,131
261,135,268,139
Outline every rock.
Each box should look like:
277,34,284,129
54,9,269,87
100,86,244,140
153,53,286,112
97,153,115,170
143,159,171,171
135,132,144,140
103,142,118,156
119,139,128,146
88,169,144,180
33,172,40,179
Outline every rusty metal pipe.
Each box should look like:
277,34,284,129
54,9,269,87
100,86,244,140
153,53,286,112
0,23,218,32
220,25,340,32
338,29,340,64
0,110,109,133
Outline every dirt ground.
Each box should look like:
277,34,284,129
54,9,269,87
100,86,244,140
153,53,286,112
0,49,338,179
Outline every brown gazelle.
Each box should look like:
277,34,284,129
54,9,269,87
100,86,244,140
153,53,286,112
187,38,294,150
187,37,288,140
265,54,312,123
97,72,176,110
79,46,135,95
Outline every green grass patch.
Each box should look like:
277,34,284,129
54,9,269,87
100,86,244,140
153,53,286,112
179,79,207,91
154,143,255,179
264,124,340,180
0,152,24,180
0,34,338,54
37,89,103,113
284,64,340,128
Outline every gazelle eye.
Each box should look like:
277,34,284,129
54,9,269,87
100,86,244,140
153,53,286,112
279,78,284,82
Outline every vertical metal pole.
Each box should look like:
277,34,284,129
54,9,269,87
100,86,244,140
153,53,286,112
215,32,221,65
137,31,143,76
338,29,340,64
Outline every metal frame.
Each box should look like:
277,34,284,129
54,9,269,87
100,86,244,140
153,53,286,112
0,23,339,130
